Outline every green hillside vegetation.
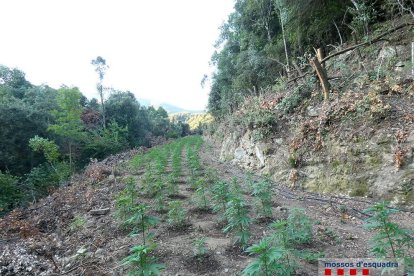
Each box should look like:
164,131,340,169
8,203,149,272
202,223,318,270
0,61,190,215
170,113,214,132
207,0,414,117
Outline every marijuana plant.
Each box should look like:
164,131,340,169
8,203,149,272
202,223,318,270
242,237,283,276
122,244,165,276
210,180,230,221
224,195,251,248
251,179,273,218
364,202,414,272
286,208,313,244
193,237,208,260
167,200,187,227
124,204,158,245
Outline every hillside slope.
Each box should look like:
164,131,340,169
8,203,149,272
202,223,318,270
1,137,413,275
208,18,414,209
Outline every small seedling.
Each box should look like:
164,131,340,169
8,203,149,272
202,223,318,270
115,178,138,221
193,237,208,260
167,200,187,227
122,244,165,276
166,174,178,195
192,178,210,210
69,215,86,232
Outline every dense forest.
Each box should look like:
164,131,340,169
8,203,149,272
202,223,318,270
0,58,190,214
208,0,414,117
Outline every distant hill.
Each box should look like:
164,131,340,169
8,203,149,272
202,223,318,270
137,98,202,114
169,112,213,130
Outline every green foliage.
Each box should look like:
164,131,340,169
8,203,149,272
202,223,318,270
82,120,129,160
286,208,313,244
48,86,85,169
210,180,231,221
167,200,187,227
29,136,60,164
24,162,71,200
105,91,150,147
0,172,21,214
122,244,165,276
207,0,352,118
364,202,414,272
251,179,273,218
125,204,159,245
69,215,86,232
0,100,50,175
115,177,138,221
192,178,210,210
170,112,213,133
223,195,251,248
193,238,208,259
242,208,318,275
242,237,283,276
278,82,312,114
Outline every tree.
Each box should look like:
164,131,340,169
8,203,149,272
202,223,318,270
48,87,85,170
91,56,109,129
105,91,150,147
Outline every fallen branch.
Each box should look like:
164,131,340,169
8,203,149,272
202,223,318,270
321,22,414,64
90,208,110,216
287,72,310,83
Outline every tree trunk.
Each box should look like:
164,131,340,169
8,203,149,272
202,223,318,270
310,57,331,101
281,17,289,70
69,141,73,172
99,84,106,129
316,48,325,67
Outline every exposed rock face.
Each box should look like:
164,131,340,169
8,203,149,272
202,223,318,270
215,128,414,208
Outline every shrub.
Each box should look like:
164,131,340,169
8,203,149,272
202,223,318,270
286,208,313,244
242,209,319,276
68,215,86,232
0,172,21,214
278,82,312,114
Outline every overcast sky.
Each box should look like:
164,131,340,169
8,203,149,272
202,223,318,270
0,0,234,110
